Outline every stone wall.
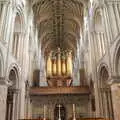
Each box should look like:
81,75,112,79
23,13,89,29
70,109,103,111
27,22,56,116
0,85,7,120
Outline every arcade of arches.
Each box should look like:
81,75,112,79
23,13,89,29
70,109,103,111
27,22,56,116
0,0,120,120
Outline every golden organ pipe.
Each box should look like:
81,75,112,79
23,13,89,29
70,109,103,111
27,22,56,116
46,53,52,77
46,48,73,78
57,48,61,76
52,58,57,75
62,58,66,75
67,51,72,77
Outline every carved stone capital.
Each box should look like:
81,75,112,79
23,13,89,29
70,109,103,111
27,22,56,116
0,77,13,86
0,77,6,85
99,87,111,92
107,76,120,85
9,88,20,94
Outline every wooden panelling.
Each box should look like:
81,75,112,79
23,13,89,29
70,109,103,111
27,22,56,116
30,86,90,95
19,118,111,120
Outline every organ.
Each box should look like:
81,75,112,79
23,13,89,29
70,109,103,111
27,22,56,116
46,48,73,87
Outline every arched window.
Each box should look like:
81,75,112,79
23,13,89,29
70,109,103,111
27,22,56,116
94,9,106,60
6,67,19,120
12,13,21,58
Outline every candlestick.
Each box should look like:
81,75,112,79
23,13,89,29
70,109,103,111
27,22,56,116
58,104,61,120
73,104,76,120
43,105,46,120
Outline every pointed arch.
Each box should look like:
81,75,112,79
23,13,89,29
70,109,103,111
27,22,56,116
113,39,120,76
98,64,114,119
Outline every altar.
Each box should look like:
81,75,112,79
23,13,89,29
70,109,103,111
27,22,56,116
30,86,90,120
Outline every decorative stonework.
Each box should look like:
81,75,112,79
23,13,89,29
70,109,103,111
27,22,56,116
31,94,90,120
108,76,120,85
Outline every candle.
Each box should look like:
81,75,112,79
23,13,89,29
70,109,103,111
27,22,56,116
73,104,76,120
73,104,75,112
43,105,46,120
58,104,61,120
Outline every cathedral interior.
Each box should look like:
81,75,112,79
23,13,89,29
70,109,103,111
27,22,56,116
0,0,120,120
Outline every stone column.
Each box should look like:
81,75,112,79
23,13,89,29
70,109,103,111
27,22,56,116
108,3,118,38
19,33,25,65
17,32,26,63
108,76,120,120
19,81,25,119
88,31,101,117
40,54,47,86
96,32,102,58
91,31,98,63
114,3,120,32
11,88,20,120
0,1,7,39
28,99,33,119
0,1,10,43
2,2,14,44
0,77,10,120
13,32,18,56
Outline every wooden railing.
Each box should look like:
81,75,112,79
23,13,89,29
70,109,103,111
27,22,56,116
30,86,90,95
70,118,111,120
19,118,111,120
19,118,50,120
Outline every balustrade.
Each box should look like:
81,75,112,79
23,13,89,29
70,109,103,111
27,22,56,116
19,118,111,120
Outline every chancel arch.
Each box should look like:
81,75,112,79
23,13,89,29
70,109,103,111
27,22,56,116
98,65,114,120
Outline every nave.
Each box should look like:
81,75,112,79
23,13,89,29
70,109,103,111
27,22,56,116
0,0,120,120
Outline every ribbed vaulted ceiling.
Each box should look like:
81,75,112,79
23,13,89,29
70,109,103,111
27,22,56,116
32,0,86,54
